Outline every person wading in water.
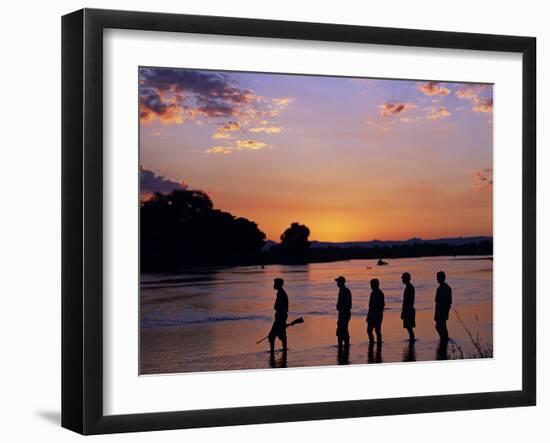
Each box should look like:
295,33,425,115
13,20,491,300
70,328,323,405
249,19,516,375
400,272,416,342
335,276,352,351
366,278,385,344
268,278,289,354
434,271,452,343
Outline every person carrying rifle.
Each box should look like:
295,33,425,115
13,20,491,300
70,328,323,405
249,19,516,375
269,278,289,353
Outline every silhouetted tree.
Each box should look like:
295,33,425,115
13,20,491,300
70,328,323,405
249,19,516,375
279,222,311,263
141,189,266,271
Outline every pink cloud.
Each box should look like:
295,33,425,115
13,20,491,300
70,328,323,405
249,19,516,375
472,98,493,113
418,82,451,96
379,102,417,117
473,168,493,191
455,84,493,114
426,106,451,120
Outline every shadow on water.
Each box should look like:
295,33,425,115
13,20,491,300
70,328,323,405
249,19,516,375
367,342,383,364
402,341,417,362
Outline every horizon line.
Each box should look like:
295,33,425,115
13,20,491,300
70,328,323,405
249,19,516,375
266,234,493,244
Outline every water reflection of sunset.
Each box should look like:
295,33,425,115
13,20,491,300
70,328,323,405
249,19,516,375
141,257,493,374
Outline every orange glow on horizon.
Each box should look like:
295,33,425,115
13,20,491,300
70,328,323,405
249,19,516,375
140,69,493,242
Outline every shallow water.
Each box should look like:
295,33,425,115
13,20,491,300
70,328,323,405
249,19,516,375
140,256,493,374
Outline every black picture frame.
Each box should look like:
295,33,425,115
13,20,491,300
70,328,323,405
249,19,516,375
62,8,536,435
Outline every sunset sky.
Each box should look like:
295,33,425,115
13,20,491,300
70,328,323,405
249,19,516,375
139,67,493,242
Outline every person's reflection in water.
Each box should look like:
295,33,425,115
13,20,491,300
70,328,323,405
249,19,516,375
337,344,350,365
269,349,288,368
367,341,382,364
436,339,449,360
402,341,417,362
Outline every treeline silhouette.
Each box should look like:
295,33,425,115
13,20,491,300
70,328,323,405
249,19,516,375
266,222,311,264
301,241,493,264
141,188,492,272
141,189,266,271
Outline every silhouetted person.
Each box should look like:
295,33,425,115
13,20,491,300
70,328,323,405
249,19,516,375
400,272,416,342
268,278,289,354
434,271,452,343
335,276,352,350
366,278,385,343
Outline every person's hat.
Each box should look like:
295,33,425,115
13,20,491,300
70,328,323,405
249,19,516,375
334,276,346,283
274,278,284,285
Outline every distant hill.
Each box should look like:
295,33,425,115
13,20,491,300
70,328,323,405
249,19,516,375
263,236,492,251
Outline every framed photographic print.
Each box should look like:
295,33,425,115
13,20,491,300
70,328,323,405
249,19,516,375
62,8,536,435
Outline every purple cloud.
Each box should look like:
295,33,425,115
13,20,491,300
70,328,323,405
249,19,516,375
139,68,259,124
140,166,186,198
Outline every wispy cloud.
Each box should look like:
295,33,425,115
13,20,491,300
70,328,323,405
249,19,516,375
258,97,293,119
249,126,283,134
236,140,268,150
456,84,488,100
379,102,417,117
418,82,451,96
472,98,493,113
212,121,242,139
473,168,493,191
217,121,241,132
426,106,451,120
273,97,292,107
212,133,232,139
399,116,423,123
455,84,493,114
206,146,234,155
206,139,269,155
